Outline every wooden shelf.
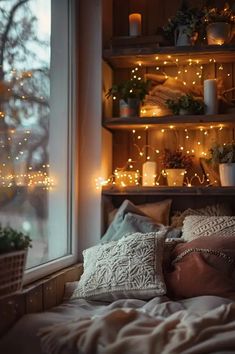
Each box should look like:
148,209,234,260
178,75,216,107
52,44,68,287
103,44,235,68
102,186,235,196
103,114,235,130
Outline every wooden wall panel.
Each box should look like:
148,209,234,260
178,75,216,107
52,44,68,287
0,264,83,337
113,0,129,36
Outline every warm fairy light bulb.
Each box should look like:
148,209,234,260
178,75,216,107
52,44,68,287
156,66,160,70
155,56,159,60
161,129,165,133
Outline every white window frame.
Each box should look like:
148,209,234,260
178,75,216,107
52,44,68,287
24,0,78,284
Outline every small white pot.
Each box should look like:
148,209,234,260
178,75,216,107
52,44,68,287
219,163,235,186
165,169,185,186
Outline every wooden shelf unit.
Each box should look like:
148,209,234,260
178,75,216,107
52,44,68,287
103,44,235,68
102,186,235,196
102,35,235,215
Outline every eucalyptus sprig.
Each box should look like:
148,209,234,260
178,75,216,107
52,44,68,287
209,142,235,164
0,225,32,254
166,94,205,115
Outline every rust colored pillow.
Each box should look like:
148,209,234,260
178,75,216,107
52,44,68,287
164,235,235,299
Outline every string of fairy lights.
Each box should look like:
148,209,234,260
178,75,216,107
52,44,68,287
96,56,234,189
0,128,53,190
0,69,53,190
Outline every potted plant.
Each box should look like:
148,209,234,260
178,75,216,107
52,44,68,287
161,149,193,186
166,94,205,115
0,225,32,298
106,77,151,118
209,142,235,186
163,4,203,46
204,4,235,45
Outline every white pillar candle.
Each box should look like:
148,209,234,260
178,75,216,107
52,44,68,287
129,13,142,37
204,79,218,115
142,161,156,186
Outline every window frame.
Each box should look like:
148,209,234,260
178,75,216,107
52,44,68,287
24,0,79,284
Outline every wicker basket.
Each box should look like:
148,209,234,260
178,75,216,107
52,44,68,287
0,250,27,299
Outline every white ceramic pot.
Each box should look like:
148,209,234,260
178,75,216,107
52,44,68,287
219,163,235,186
174,26,198,46
207,22,232,45
165,169,185,186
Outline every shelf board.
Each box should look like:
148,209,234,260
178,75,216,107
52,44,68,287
102,186,235,196
103,114,235,130
103,44,235,68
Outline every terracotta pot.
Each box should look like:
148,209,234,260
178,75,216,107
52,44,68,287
119,98,140,118
166,169,185,186
206,22,232,45
219,163,235,186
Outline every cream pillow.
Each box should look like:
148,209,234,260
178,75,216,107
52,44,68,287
171,203,232,228
182,215,235,241
71,231,167,301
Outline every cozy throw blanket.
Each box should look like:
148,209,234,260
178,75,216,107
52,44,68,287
38,296,235,354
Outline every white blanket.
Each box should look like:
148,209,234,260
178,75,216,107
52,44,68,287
1,295,235,354
39,296,235,354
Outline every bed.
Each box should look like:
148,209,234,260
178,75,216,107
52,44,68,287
1,198,235,354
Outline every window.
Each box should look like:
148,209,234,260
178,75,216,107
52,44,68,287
0,0,77,276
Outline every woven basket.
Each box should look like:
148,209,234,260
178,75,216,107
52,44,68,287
0,250,27,299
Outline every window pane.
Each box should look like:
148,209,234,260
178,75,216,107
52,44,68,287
0,0,71,268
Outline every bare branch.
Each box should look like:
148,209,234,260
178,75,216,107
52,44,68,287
0,0,29,71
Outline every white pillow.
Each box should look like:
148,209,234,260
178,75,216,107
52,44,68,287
71,231,167,301
182,215,235,241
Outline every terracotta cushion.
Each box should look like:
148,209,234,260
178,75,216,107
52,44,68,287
164,235,235,299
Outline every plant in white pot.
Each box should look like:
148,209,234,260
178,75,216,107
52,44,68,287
166,94,205,116
163,4,203,46
209,142,235,186
204,4,235,45
0,226,32,298
161,149,193,186
106,78,151,118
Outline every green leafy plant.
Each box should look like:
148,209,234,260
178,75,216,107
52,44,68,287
0,225,32,254
161,149,193,169
106,78,151,103
163,5,204,39
209,142,235,164
204,3,235,24
166,94,205,115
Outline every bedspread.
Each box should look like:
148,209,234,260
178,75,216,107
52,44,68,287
1,295,235,354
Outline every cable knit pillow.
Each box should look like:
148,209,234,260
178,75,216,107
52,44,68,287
71,231,167,301
182,216,235,241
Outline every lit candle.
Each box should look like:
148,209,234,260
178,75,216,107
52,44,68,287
204,79,218,115
129,13,142,37
142,161,156,186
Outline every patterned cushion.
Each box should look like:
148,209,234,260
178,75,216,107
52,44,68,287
182,216,235,241
71,231,167,301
